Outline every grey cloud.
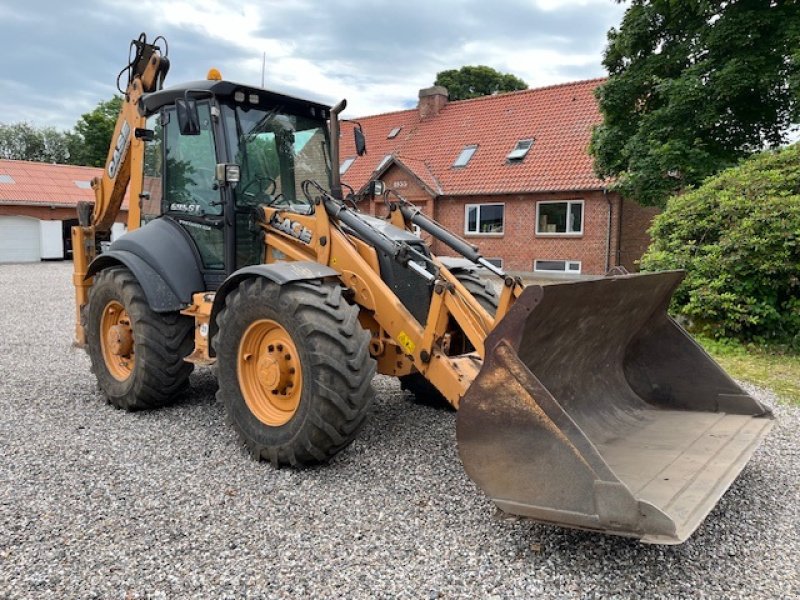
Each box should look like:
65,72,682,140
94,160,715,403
257,0,617,78
0,0,621,130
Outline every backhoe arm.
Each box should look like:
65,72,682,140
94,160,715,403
72,34,169,346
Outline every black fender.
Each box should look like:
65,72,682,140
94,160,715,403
85,218,204,313
208,261,340,353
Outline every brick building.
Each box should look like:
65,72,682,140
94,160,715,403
0,160,128,263
338,79,659,275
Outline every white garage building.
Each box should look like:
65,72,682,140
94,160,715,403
0,159,128,263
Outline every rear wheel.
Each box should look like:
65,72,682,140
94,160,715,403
86,267,194,410
400,269,498,409
214,278,375,466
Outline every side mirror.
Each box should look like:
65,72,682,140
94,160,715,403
354,125,367,156
175,97,200,135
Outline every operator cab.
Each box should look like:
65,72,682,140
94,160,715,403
138,78,334,289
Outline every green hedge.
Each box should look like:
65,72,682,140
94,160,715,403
641,143,800,347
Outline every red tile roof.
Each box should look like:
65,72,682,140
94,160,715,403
0,159,129,209
339,78,608,196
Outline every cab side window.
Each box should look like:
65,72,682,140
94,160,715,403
141,114,163,224
164,103,221,217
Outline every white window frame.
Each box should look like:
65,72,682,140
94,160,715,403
339,157,355,175
507,138,534,160
534,259,582,274
387,126,402,139
453,145,478,168
535,199,584,236
464,202,505,236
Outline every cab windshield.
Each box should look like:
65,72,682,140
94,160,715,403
223,105,331,213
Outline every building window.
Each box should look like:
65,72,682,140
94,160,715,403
507,138,534,161
485,258,503,268
376,154,392,171
465,203,504,235
339,157,355,175
536,200,583,235
74,180,92,189
453,145,478,168
0,174,15,184
534,259,581,274
387,126,402,139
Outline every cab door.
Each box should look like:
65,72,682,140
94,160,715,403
162,102,226,277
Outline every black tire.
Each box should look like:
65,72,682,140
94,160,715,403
86,267,194,410
400,269,498,409
214,277,375,466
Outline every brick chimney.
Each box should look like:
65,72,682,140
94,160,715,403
418,86,448,119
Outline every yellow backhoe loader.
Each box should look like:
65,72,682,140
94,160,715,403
72,34,773,544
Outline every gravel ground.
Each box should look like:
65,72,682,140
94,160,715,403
1,262,798,599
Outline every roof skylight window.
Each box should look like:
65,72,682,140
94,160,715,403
74,180,92,189
507,138,534,161
0,174,15,184
452,145,477,168
339,157,355,175
387,126,402,139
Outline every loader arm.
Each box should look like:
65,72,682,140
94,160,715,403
253,188,772,543
71,34,169,346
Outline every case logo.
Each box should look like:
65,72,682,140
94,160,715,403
270,214,313,244
107,121,131,179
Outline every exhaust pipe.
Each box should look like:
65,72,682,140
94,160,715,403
329,99,346,199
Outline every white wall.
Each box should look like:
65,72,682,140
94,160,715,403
0,216,41,263
39,220,64,259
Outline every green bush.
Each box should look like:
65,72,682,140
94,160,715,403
641,143,800,347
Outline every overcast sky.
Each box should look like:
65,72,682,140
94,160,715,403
0,0,626,130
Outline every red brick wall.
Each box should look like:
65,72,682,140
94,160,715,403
618,198,660,271
355,171,656,275
432,191,618,275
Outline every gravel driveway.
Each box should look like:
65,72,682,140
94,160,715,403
1,262,798,599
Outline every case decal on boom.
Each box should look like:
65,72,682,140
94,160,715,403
271,214,313,244
107,121,132,179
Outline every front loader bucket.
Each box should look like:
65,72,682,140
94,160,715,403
457,271,773,544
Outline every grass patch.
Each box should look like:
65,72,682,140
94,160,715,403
695,335,800,405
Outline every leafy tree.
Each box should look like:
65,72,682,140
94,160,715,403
590,0,800,207
641,144,800,346
0,122,70,163
67,96,124,167
435,66,527,101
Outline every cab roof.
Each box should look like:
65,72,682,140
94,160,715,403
140,79,332,120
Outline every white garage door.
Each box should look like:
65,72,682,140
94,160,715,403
0,216,41,263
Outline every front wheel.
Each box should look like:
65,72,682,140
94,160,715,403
214,278,375,466
86,267,194,410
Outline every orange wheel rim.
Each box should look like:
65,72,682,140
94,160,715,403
100,300,135,381
237,319,303,426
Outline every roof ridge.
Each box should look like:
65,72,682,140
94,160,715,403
347,77,606,121
345,105,417,122
444,77,607,107
0,158,101,171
